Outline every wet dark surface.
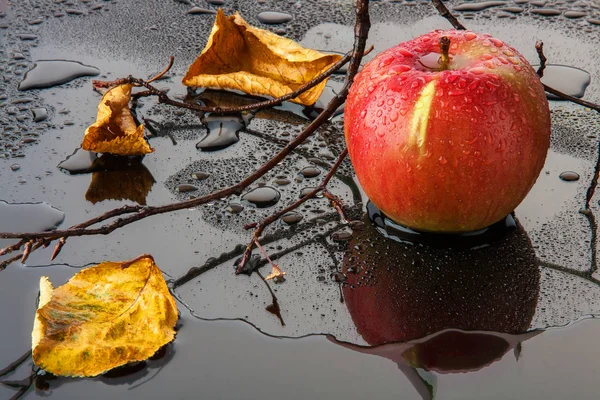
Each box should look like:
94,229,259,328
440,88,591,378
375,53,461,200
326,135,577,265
2,0,600,399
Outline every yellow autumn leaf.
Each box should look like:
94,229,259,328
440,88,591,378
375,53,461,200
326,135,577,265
82,84,154,156
182,9,341,106
32,254,178,377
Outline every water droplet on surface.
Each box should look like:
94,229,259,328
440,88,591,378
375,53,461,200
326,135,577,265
274,178,291,186
19,60,100,90
530,8,562,16
176,184,199,193
332,230,353,242
564,10,587,18
299,187,323,198
196,114,244,151
226,203,244,214
453,1,507,12
559,171,580,182
191,171,210,180
281,211,303,224
241,186,281,208
300,166,320,178
256,11,293,24
187,7,217,15
31,107,47,122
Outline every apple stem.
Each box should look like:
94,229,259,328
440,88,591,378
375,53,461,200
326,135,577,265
439,36,451,71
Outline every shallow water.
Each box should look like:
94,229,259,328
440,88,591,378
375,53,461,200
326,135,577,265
1,0,600,399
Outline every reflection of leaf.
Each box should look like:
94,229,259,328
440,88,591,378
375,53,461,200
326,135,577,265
85,155,155,205
182,9,341,106
32,255,178,378
82,84,153,156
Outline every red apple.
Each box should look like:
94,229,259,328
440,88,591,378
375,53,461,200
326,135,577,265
344,30,551,232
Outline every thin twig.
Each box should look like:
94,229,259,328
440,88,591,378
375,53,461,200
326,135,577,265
322,189,350,223
430,0,466,30
236,149,349,273
542,84,600,113
147,56,174,83
535,41,547,78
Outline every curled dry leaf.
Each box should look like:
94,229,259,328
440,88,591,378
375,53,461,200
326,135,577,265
82,84,153,156
32,254,178,377
182,9,341,106
265,264,286,283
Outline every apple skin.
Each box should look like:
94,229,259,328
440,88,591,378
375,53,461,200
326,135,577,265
340,214,540,372
344,30,551,232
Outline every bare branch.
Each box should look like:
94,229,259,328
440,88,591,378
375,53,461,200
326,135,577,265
535,41,547,78
236,149,349,274
430,0,466,30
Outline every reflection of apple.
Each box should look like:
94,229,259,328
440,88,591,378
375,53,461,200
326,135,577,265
340,213,540,373
344,30,551,232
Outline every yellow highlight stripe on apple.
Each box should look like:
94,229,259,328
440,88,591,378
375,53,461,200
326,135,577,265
408,79,436,155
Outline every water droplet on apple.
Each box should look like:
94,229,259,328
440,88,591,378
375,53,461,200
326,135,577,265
464,32,477,41
489,37,504,47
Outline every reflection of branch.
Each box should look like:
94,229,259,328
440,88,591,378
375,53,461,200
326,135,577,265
236,149,349,273
256,270,285,326
172,212,345,288
539,259,600,286
0,351,31,378
0,350,33,400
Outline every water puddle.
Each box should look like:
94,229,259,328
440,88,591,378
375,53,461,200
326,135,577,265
18,60,100,91
537,64,591,99
196,114,245,152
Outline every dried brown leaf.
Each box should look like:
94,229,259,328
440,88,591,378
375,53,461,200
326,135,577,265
182,9,341,106
82,84,153,156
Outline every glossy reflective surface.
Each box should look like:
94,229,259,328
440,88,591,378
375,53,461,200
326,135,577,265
1,0,600,399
